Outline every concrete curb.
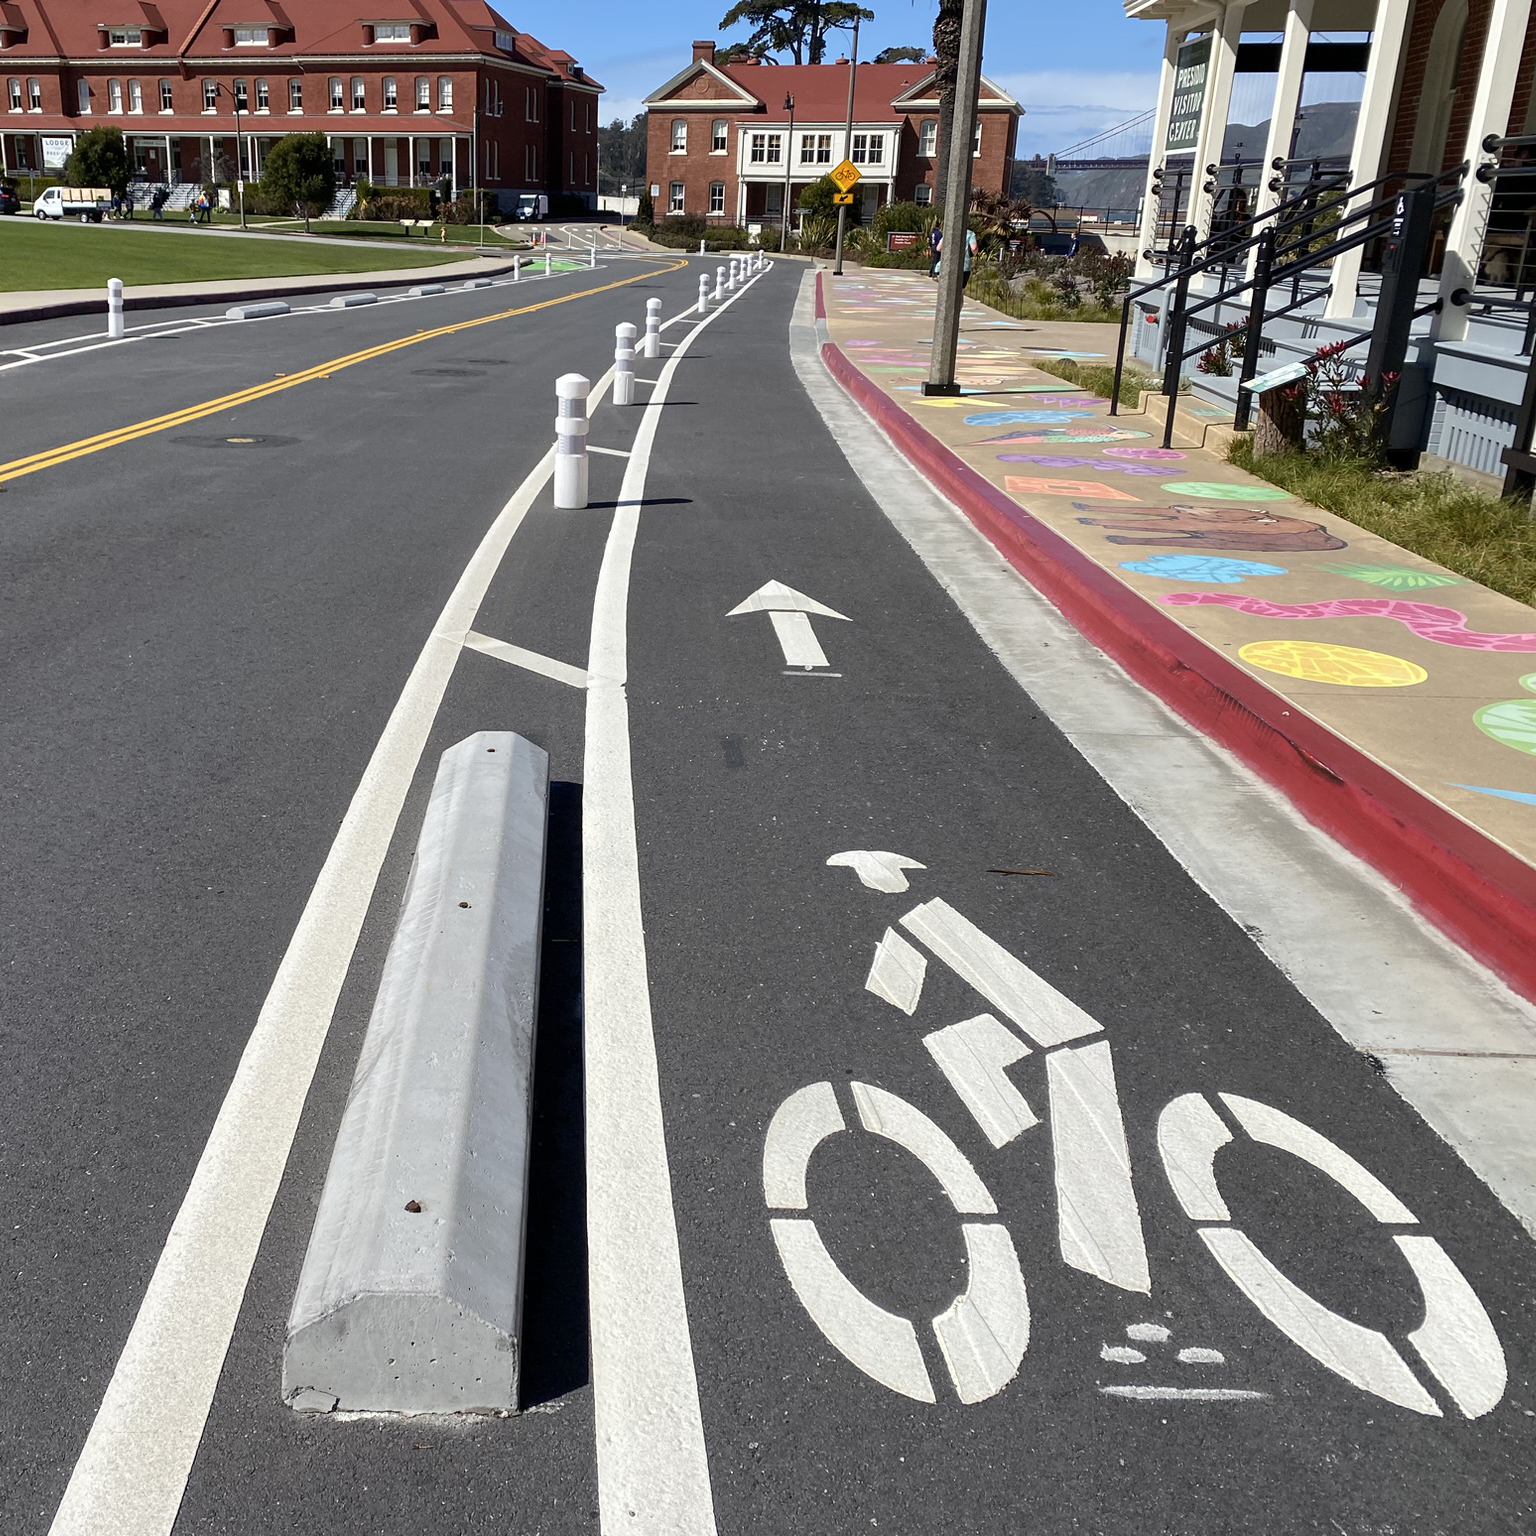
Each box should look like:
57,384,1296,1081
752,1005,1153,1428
0,258,520,326
283,730,549,1415
814,275,1536,1005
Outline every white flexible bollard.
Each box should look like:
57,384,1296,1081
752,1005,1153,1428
643,296,662,359
544,249,552,277
699,238,706,254
106,277,125,340
726,257,737,293
553,373,590,510
698,273,710,314
513,254,521,282
614,322,637,407
713,265,724,302
589,243,597,268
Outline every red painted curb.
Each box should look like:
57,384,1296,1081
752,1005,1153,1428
816,275,1536,1004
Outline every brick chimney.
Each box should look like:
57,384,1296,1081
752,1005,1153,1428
692,39,715,63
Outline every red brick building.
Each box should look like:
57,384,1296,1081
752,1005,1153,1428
643,41,1020,226
0,0,601,210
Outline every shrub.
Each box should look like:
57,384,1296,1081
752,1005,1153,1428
635,189,654,229
63,126,130,196
873,199,927,240
797,211,837,253
645,216,754,250
259,132,335,231
797,175,839,219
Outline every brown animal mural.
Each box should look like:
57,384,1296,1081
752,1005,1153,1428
1076,504,1347,552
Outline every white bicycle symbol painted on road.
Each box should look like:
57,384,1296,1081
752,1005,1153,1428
763,851,1507,1417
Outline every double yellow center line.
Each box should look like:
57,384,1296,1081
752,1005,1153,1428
0,259,688,486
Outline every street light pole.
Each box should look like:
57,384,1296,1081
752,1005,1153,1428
780,93,795,252
832,12,860,276
234,95,246,229
924,0,987,395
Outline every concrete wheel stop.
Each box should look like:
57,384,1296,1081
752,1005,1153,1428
283,730,549,1415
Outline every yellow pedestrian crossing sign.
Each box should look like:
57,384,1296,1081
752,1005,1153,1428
829,159,862,194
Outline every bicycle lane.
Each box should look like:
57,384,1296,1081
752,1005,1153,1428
615,268,1536,1534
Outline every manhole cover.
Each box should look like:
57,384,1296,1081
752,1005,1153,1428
412,367,484,378
169,433,298,448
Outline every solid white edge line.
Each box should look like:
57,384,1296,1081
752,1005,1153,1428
46,362,620,1536
584,263,764,1535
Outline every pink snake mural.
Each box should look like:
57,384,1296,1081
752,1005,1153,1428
1162,594,1536,653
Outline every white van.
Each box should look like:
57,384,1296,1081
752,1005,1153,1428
513,193,549,222
33,186,110,223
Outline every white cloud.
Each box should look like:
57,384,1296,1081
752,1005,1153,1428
995,69,1159,156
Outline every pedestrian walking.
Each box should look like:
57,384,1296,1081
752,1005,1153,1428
188,193,198,225
150,187,167,221
928,224,942,279
123,189,134,221
110,192,122,220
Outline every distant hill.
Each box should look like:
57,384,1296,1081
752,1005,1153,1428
1047,102,1359,213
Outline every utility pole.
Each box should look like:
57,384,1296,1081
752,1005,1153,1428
234,94,246,229
923,0,987,394
832,12,861,277
780,93,795,253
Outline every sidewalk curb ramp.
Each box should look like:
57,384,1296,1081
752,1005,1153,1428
0,258,520,326
815,276,1536,1005
282,730,549,1415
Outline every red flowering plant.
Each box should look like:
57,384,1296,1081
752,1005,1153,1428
1302,339,1398,463
1195,320,1248,376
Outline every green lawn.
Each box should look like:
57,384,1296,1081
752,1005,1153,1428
0,217,479,292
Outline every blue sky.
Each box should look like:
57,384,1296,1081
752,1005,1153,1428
570,0,1166,157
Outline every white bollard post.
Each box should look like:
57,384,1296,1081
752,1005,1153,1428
106,277,125,340
614,322,637,407
643,296,662,359
713,265,724,302
553,373,590,509
544,249,552,277
698,273,710,314
589,243,597,268
699,238,706,255
513,254,521,282
726,257,737,293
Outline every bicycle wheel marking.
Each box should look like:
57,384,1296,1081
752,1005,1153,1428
1158,1092,1507,1418
763,1082,1029,1405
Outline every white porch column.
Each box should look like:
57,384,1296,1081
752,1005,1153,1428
1254,0,1314,219
1432,0,1535,340
1135,22,1188,279
164,132,172,182
0,136,8,176
1190,2,1247,242
367,135,374,183
1322,0,1413,319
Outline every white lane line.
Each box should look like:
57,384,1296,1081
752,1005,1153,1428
865,927,928,1014
923,1014,1037,1147
1100,1386,1270,1402
782,669,842,677
47,366,617,1536
900,898,1103,1049
1047,1041,1151,1295
588,444,633,458
463,629,589,688
584,263,762,1535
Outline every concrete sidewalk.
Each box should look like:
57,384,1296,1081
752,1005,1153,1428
0,251,522,325
816,266,1536,1002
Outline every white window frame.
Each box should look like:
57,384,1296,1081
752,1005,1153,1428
235,78,249,112
914,183,932,205
919,118,936,156
381,76,397,111
29,77,43,111
79,79,92,113
328,76,343,112
128,78,142,113
414,75,430,111
108,79,123,114
711,118,727,153
255,77,269,112
351,77,366,112
107,27,143,47
7,78,21,113
800,131,831,165
159,78,174,112
708,180,725,214
850,132,882,166
749,131,782,165
372,22,412,43
232,26,268,46
671,117,687,153
669,180,684,213
437,76,452,111
524,84,538,122
973,120,982,155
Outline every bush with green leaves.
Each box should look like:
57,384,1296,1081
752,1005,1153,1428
646,216,755,250
635,189,654,229
259,133,336,232
797,211,837,253
797,176,839,219
63,126,130,196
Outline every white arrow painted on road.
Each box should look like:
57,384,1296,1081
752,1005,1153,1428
727,580,849,670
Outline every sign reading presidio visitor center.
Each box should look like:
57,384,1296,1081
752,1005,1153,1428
1165,35,1212,152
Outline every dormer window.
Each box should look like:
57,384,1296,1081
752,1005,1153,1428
107,27,143,47
494,29,516,51
373,23,411,43
232,27,268,46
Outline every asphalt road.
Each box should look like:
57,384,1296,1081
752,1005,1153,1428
4,256,1533,1536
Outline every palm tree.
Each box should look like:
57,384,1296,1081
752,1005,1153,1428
931,0,963,206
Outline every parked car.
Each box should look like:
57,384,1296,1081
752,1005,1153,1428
0,185,20,215
32,186,110,222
